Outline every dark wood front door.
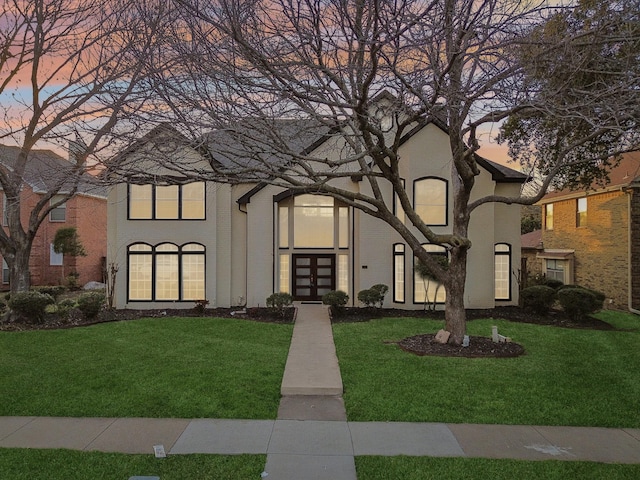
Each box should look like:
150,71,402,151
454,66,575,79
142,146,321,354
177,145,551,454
292,254,335,301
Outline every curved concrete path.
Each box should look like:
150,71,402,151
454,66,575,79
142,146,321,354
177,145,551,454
1,303,640,478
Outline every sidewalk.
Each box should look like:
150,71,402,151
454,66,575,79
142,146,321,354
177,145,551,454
1,303,639,478
2,415,640,463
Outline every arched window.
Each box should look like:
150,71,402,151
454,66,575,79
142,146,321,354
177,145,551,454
413,177,447,226
494,243,511,301
128,242,205,301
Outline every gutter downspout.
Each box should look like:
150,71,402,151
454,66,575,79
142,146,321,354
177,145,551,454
238,201,249,308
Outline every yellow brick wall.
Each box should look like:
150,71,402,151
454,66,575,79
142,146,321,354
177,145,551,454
542,191,629,309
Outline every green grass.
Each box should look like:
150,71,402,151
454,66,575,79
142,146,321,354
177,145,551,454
333,313,640,427
355,456,640,479
0,317,292,419
0,449,264,480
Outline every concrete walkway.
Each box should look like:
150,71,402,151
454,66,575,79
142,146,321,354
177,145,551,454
1,303,640,478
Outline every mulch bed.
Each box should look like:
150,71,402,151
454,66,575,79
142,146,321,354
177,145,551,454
330,305,615,358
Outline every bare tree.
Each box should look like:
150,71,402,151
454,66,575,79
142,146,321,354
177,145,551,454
0,0,160,294
119,0,639,344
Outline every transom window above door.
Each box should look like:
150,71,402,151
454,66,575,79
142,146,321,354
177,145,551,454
278,194,349,249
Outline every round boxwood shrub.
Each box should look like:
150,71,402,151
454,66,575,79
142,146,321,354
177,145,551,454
8,291,55,322
77,291,105,319
322,290,349,307
543,278,564,290
520,285,556,315
35,285,67,300
557,286,603,321
358,284,389,308
266,292,293,310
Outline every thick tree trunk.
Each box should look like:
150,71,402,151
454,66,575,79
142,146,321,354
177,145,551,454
9,250,31,294
444,247,468,345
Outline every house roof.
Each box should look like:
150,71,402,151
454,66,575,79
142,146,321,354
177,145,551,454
521,229,542,250
0,144,106,198
542,151,640,203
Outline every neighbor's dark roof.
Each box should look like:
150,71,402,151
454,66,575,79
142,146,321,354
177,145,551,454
0,144,106,198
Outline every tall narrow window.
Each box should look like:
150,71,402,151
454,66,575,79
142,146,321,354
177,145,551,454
49,196,67,222
50,243,63,266
414,244,447,304
156,185,179,219
129,184,153,219
393,244,405,303
414,178,447,225
279,254,290,293
182,243,206,300
2,259,8,284
338,207,349,248
128,243,153,300
155,243,179,300
279,206,289,248
545,203,554,230
181,182,205,219
338,254,349,294
577,197,587,227
494,243,511,300
394,179,406,224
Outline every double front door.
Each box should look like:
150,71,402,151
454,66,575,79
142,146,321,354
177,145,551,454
292,254,335,301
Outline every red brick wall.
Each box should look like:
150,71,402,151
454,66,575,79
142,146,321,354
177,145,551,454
542,191,629,309
1,188,106,289
630,185,640,311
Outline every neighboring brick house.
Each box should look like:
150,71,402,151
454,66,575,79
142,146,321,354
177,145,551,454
538,152,640,313
0,145,107,289
520,229,543,287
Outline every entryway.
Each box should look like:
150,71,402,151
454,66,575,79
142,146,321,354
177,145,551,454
292,254,335,301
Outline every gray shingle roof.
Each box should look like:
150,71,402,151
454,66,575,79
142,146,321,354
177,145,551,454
0,144,106,198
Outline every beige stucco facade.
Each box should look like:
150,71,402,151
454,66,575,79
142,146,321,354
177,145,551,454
108,122,523,310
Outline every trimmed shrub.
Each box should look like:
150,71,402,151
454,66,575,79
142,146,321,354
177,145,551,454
543,278,564,290
266,293,293,316
558,284,606,305
56,298,77,320
357,284,389,308
8,291,55,322
520,285,556,315
35,285,67,300
77,291,105,319
322,290,349,307
557,286,603,321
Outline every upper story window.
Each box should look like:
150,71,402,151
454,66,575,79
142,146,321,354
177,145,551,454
544,203,554,230
129,182,205,220
414,177,447,226
576,197,587,227
50,195,67,222
394,179,406,224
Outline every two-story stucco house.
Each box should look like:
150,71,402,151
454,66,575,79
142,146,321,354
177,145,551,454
538,152,640,313
107,118,527,311
0,145,107,289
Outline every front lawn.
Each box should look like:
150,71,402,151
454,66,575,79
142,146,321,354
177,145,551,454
0,317,293,419
333,312,640,427
355,456,640,480
0,449,264,480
